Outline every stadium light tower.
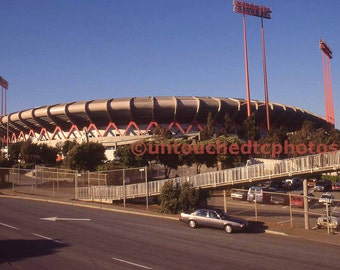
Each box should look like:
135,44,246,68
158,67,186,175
319,39,334,126
233,0,272,130
0,76,9,157
0,76,8,116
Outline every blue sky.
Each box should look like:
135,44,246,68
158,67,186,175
0,0,339,128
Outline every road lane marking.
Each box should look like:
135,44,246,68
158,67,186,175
0,222,19,230
232,209,253,215
277,219,293,224
41,217,91,222
112,257,152,269
32,233,63,244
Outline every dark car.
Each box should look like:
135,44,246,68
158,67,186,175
179,209,248,234
314,180,332,192
269,194,288,205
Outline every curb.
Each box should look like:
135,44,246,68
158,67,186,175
0,193,178,221
265,230,289,236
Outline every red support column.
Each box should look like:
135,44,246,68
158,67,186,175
242,14,251,117
261,17,270,131
320,39,334,126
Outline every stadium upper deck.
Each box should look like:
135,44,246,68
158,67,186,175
0,96,330,147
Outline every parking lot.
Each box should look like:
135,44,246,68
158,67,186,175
207,181,340,232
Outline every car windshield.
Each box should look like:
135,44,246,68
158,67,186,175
215,209,229,219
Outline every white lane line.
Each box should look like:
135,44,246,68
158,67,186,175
277,219,293,224
232,209,252,215
0,222,20,230
112,257,152,269
32,233,63,244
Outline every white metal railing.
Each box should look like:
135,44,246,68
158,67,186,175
77,151,340,201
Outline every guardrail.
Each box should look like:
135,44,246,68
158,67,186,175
77,151,340,202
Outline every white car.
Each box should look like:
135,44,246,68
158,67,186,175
317,213,340,230
318,193,334,206
230,189,247,200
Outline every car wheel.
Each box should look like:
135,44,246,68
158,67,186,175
188,220,196,228
224,224,233,234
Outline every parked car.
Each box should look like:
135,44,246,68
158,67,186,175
247,186,265,203
314,179,332,192
291,193,316,208
230,189,247,200
179,209,248,234
291,195,304,208
283,177,302,190
269,194,288,205
317,212,340,230
332,182,340,191
307,178,317,188
318,193,335,206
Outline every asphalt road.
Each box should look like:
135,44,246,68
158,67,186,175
0,197,338,270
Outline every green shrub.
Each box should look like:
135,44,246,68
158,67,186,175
159,180,205,214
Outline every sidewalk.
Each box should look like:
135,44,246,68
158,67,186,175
1,189,339,246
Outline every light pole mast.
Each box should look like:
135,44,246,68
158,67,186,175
320,39,334,126
233,1,272,130
0,76,9,157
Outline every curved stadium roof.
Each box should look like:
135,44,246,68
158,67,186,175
0,96,330,142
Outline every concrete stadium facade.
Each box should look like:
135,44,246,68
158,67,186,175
0,96,330,159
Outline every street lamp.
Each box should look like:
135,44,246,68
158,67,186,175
139,167,148,209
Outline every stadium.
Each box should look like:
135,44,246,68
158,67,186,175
0,96,331,159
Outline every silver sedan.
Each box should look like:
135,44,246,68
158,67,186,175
179,209,248,234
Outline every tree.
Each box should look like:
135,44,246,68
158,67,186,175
221,113,232,136
115,144,148,168
63,142,106,171
200,112,215,140
217,135,247,169
159,180,181,214
152,139,183,178
288,120,339,157
39,144,59,164
19,141,58,165
179,181,199,212
327,128,340,146
152,126,173,139
241,112,259,141
158,180,201,214
258,126,288,158
21,140,41,164
183,139,217,174
62,140,78,156
0,158,11,187
8,141,24,163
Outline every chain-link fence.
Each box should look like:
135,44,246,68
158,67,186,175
76,166,148,203
1,166,77,199
0,165,149,201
